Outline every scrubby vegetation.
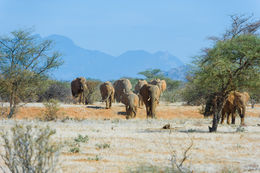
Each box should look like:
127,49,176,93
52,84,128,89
85,79,102,104
38,80,72,103
43,99,60,121
0,124,60,173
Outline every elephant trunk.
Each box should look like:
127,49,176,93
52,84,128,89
150,97,157,118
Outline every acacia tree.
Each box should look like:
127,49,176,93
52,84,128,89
0,29,63,118
190,15,260,132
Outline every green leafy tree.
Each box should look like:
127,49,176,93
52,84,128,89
0,29,63,118
138,69,182,102
138,69,165,80
190,15,260,132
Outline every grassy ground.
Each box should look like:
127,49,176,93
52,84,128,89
0,102,259,172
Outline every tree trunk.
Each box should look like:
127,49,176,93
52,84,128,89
8,103,16,118
7,88,18,118
209,95,226,132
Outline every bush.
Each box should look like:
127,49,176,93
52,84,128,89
38,80,72,103
85,80,102,104
74,134,89,143
87,155,101,161
69,146,80,153
43,99,60,121
95,143,110,149
0,124,60,173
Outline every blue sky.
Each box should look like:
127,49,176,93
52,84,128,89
0,0,259,63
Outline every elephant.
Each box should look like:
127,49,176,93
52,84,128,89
113,78,132,102
221,91,250,125
71,77,88,104
149,79,167,93
139,84,161,118
99,81,115,109
121,91,139,119
134,80,148,108
204,91,250,125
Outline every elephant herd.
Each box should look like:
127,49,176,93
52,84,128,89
71,77,167,119
71,77,250,123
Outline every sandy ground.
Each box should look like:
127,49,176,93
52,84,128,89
0,102,260,173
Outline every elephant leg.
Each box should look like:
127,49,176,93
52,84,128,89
140,97,144,108
227,113,231,124
231,112,236,124
126,106,130,119
79,93,82,104
133,106,137,118
125,106,128,113
83,92,86,105
146,106,151,118
239,106,246,126
129,108,134,119
105,99,109,109
109,96,112,108
221,111,225,124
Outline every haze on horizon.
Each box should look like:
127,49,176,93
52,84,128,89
0,0,260,63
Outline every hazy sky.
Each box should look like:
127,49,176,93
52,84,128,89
0,0,259,62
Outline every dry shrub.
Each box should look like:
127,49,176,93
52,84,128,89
38,81,72,103
43,99,60,121
0,124,60,173
0,102,8,117
168,132,194,173
85,80,101,104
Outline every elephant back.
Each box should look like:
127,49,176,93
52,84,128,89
149,79,167,93
113,78,132,102
134,80,148,93
121,92,138,106
233,91,250,107
129,93,139,108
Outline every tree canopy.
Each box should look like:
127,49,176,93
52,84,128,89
188,15,260,132
0,29,63,118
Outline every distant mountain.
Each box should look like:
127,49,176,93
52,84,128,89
45,34,184,81
164,65,191,81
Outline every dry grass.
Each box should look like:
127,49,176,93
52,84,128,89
0,103,259,172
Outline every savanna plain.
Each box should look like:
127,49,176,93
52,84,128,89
0,102,260,173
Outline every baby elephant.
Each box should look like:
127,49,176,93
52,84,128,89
121,92,139,119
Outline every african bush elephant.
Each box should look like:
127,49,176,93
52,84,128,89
139,84,161,118
221,91,250,125
149,79,167,94
121,92,139,119
71,77,88,104
134,80,148,108
204,91,250,125
113,78,132,102
99,81,115,109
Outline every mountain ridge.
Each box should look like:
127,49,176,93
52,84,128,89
45,34,186,81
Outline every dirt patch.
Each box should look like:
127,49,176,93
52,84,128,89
8,103,207,120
